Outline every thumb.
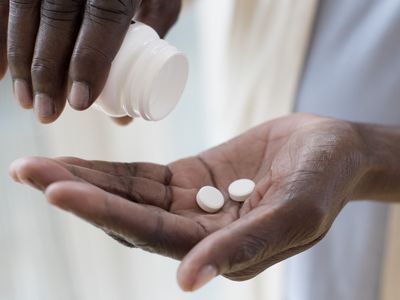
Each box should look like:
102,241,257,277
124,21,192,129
177,210,277,292
136,0,182,37
177,191,332,291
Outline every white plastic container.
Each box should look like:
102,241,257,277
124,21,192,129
95,22,189,121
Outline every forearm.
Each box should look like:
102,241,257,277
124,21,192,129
353,122,400,202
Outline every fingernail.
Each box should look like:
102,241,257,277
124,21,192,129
68,81,90,110
192,265,218,291
14,79,33,108
34,93,56,121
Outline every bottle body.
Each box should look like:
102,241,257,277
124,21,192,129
95,22,189,121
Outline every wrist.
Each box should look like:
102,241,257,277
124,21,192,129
351,122,400,202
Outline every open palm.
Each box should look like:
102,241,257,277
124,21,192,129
10,113,366,290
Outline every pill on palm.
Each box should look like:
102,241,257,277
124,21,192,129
196,186,224,213
228,179,256,202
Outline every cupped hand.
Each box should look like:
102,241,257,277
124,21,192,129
0,0,181,123
10,113,370,291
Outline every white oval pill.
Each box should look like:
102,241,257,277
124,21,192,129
228,179,255,202
196,186,224,213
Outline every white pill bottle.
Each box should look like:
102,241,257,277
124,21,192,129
95,21,189,121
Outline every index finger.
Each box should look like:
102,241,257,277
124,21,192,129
46,181,202,259
56,157,172,184
67,0,139,110
0,0,8,79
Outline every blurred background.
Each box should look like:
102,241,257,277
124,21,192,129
0,1,283,299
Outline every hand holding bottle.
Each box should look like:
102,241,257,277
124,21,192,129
0,0,182,123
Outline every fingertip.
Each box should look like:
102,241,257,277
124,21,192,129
9,157,27,183
9,157,38,183
45,181,70,207
34,93,58,124
68,81,91,111
45,181,103,214
177,262,195,292
45,181,88,210
10,157,76,190
177,261,218,292
13,79,33,109
8,156,51,190
177,227,240,291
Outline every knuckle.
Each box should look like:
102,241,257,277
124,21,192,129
122,162,137,177
72,44,111,66
7,41,26,59
40,0,83,23
9,0,40,18
69,45,112,81
10,0,41,10
120,177,144,204
85,0,136,24
163,185,173,211
31,57,57,79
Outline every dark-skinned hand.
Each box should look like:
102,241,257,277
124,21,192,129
10,113,371,291
0,0,181,124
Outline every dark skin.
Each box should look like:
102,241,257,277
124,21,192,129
11,113,400,291
0,0,181,123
